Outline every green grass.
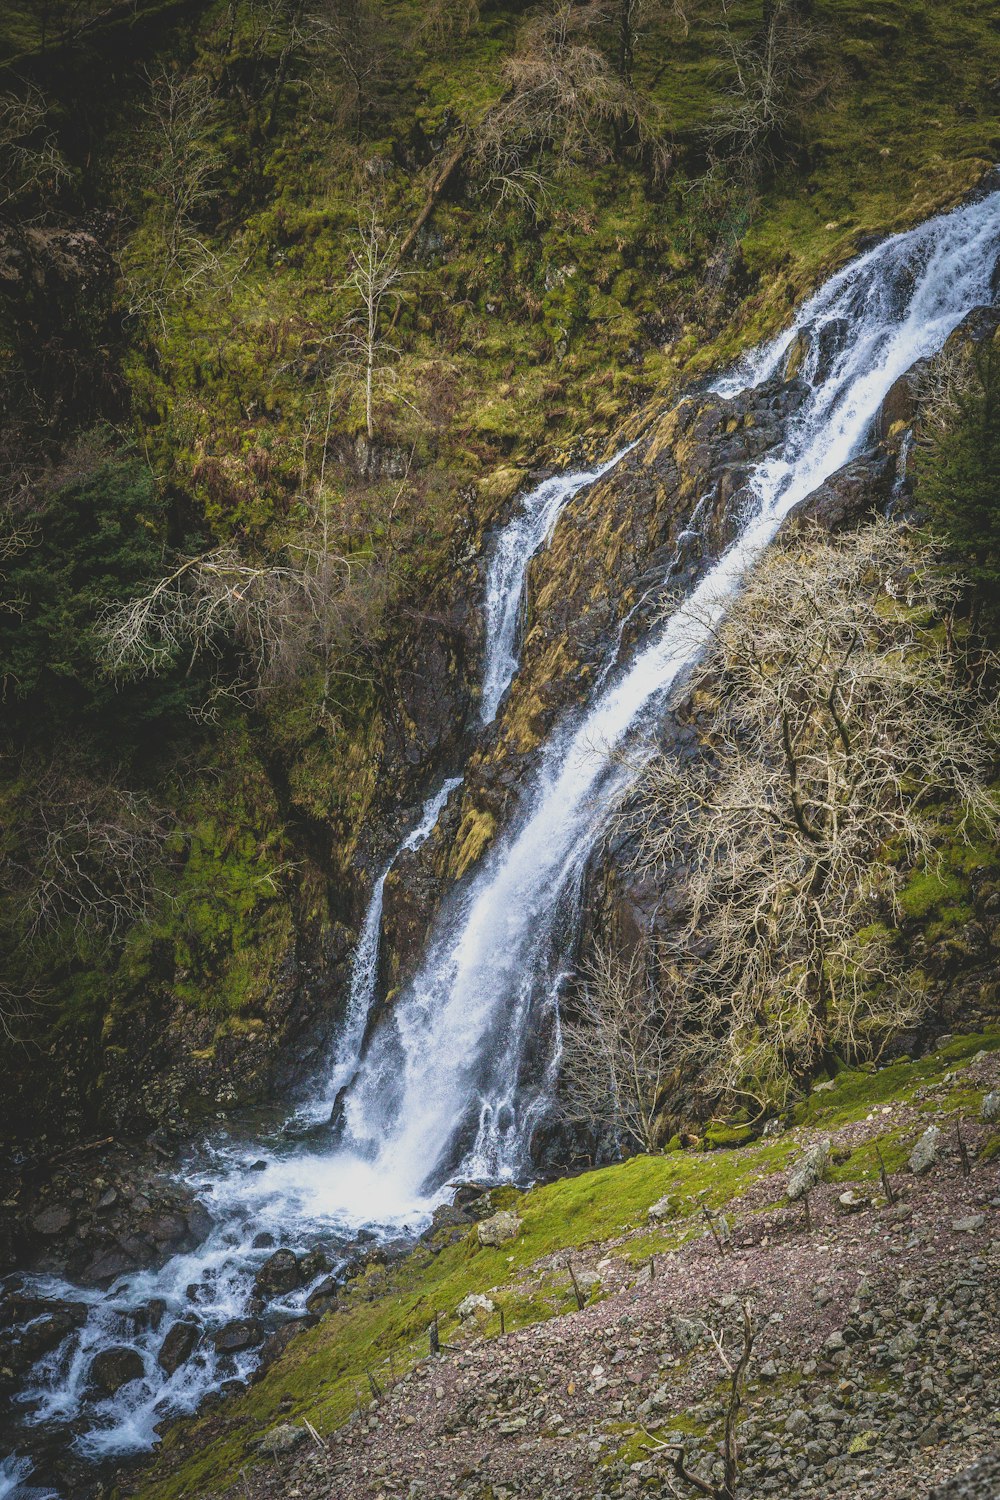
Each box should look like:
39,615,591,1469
135,1028,1000,1499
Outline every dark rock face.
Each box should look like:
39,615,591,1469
253,1249,302,1299
787,452,895,533
157,1318,200,1376
212,1318,262,1354
89,1345,144,1395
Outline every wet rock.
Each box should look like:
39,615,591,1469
84,1246,140,1285
259,1421,305,1456
147,1212,188,1246
256,1319,313,1375
213,1318,263,1354
476,1211,521,1247
252,1231,275,1249
297,1249,331,1282
32,1205,74,1237
254,1249,302,1299
909,1125,941,1175
788,453,894,534
157,1318,200,1375
305,1273,340,1306
423,1203,470,1240
89,1345,144,1395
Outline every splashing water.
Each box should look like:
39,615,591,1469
3,187,997,1493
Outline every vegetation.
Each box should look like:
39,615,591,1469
132,1026,1000,1500
594,522,1000,1117
0,0,998,1143
916,328,1000,636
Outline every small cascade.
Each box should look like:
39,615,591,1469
480,449,632,724
297,775,464,1127
3,187,998,1496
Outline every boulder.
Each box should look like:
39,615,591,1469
456,1293,495,1323
32,1204,74,1237
297,1249,331,1282
476,1211,521,1248
89,1345,144,1395
259,1422,306,1457
837,1190,868,1214
787,454,894,534
157,1318,200,1376
253,1249,302,1299
648,1194,676,1222
786,1139,831,1201
213,1318,263,1354
909,1125,941,1175
982,1091,999,1123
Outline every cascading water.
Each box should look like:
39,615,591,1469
296,775,464,1127
480,448,633,724
3,187,997,1497
333,188,1000,1195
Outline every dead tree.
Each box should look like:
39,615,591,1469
651,1301,755,1499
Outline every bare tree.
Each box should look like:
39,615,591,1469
649,1301,755,1499
121,66,233,331
0,86,71,222
709,0,827,179
307,0,385,143
418,0,480,44
559,939,675,1154
3,770,169,942
621,521,998,1114
473,0,669,212
335,207,405,444
97,475,385,726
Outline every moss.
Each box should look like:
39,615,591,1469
898,868,970,920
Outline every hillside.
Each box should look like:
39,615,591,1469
1,2,1000,1498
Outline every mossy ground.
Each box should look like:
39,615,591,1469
132,1026,1000,1500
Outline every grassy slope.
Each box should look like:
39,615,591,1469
132,1027,1000,1499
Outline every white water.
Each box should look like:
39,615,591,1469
297,775,464,1127
480,448,633,724
3,187,997,1495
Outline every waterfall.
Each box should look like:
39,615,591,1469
334,188,1000,1195
296,775,464,1127
480,448,634,724
3,187,997,1495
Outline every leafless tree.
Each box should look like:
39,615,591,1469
709,0,827,178
473,0,669,212
0,86,71,222
3,770,169,942
559,939,675,1154
97,475,385,726
335,207,406,444
621,521,998,1114
648,1301,755,1499
307,0,385,143
120,66,235,332
418,0,480,44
